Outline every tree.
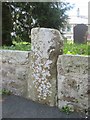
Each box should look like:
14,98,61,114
2,2,13,46
2,2,72,45
10,2,34,42
32,2,71,31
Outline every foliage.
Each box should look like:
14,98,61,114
0,40,89,56
31,2,71,30
10,2,33,43
0,41,31,51
64,41,89,55
60,105,74,114
2,2,72,44
0,89,11,95
2,2,13,46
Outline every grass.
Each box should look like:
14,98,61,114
0,40,89,55
0,41,31,51
63,41,89,55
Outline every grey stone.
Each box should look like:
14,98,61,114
1,50,31,98
57,55,89,112
28,28,63,106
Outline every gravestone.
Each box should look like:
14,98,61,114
28,28,63,106
73,24,88,44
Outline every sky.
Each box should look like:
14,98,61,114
65,0,90,17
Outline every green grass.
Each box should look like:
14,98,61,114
0,41,31,51
0,40,89,55
64,41,89,55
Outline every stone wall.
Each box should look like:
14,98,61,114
0,50,31,97
57,55,89,112
1,50,89,112
0,28,89,113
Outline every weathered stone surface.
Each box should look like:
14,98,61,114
0,50,31,97
88,2,90,33
57,55,89,112
1,50,29,65
0,51,2,91
88,2,90,41
28,28,63,106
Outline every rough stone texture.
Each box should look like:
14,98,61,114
0,50,2,120
0,50,31,97
88,2,90,41
88,2,90,32
0,50,2,91
28,28,63,106
57,55,89,112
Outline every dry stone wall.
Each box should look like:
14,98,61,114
57,55,89,112
0,50,31,97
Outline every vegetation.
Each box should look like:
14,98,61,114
2,2,13,46
0,40,89,55
64,41,89,55
60,105,74,114
0,41,31,51
0,89,11,95
2,2,72,46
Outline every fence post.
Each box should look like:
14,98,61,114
28,27,63,106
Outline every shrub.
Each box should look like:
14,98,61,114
0,41,31,51
63,41,89,55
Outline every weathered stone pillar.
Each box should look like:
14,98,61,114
88,1,90,41
28,28,63,106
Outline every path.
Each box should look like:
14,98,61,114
2,95,87,118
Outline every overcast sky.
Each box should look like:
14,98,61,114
65,0,89,17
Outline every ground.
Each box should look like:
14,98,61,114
1,95,88,118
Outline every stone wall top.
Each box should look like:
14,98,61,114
1,50,31,97
0,50,31,65
57,54,89,74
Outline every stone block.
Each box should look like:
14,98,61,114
1,50,31,98
28,28,63,106
57,55,89,112
2,50,30,65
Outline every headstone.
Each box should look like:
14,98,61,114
73,24,88,44
28,28,63,106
